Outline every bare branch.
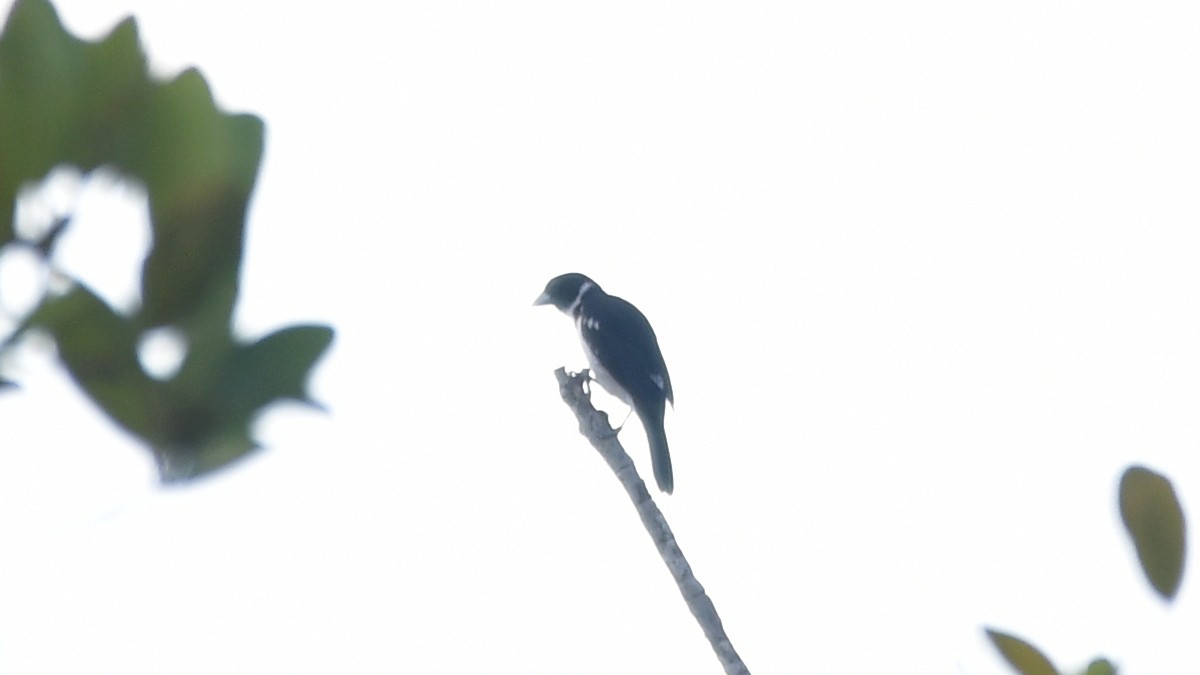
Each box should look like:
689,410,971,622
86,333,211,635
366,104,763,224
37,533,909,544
553,367,750,675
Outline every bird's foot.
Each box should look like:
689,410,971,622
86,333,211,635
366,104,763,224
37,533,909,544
576,368,593,397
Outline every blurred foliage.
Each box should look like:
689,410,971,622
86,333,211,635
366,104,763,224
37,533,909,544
0,0,332,481
990,464,1188,675
987,628,1119,675
986,629,1059,675
1119,465,1186,600
1082,658,1117,675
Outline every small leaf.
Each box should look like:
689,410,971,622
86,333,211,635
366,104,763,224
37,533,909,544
220,324,334,413
1119,465,1186,600
137,69,264,328
985,628,1059,675
1083,657,1117,675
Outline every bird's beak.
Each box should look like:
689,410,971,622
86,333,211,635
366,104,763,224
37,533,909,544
533,292,552,306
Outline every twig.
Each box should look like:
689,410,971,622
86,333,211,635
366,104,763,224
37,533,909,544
553,367,750,675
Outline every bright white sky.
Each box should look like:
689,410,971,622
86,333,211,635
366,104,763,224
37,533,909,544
1,1,1198,673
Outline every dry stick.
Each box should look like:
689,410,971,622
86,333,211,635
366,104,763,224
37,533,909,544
553,367,750,675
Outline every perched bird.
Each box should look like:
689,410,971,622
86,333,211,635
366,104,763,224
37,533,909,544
534,273,675,494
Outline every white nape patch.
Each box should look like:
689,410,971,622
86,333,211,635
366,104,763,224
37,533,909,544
137,326,188,380
565,281,593,316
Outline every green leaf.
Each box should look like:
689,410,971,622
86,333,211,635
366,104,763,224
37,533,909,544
1119,465,1186,600
0,0,330,483
146,325,332,482
220,325,334,414
985,628,1059,675
1,0,262,330
1082,657,1117,675
136,69,264,328
0,0,151,244
20,284,164,443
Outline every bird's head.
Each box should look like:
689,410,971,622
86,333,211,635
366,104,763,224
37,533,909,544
533,273,600,314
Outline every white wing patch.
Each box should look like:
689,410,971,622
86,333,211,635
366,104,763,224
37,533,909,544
651,374,666,391
576,313,630,404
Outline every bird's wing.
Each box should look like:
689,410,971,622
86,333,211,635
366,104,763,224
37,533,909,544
581,294,673,406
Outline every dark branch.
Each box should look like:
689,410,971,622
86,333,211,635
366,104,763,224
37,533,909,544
553,367,750,675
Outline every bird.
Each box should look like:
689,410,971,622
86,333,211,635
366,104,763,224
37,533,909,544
534,273,675,494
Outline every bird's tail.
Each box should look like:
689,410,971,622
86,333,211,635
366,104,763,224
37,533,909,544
642,409,673,494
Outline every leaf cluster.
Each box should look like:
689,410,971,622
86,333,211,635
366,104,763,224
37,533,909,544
0,0,332,480
988,465,1187,675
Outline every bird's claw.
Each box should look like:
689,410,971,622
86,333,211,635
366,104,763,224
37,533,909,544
575,368,593,397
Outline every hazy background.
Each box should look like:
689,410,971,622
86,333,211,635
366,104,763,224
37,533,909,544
1,1,1198,672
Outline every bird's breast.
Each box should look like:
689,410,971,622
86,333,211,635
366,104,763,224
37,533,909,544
575,316,632,405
